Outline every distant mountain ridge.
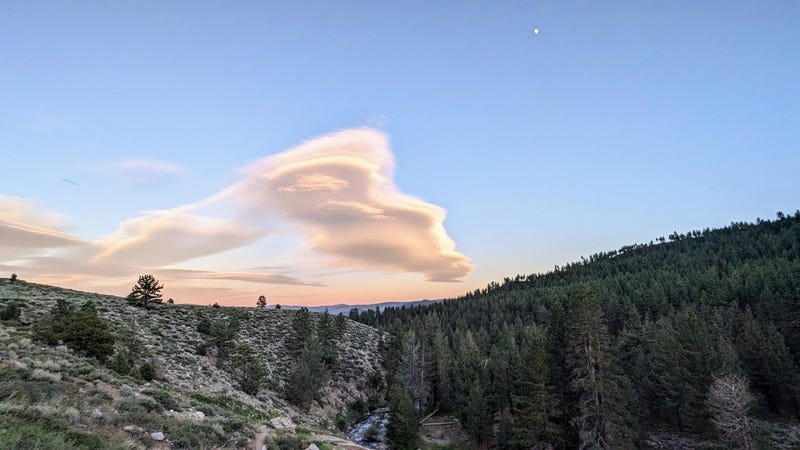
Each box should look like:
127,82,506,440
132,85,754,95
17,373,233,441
281,299,441,316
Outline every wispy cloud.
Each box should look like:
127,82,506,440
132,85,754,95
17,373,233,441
93,209,264,267
0,197,84,259
97,158,185,186
156,269,326,287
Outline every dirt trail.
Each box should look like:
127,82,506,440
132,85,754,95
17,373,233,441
248,425,371,450
250,424,269,450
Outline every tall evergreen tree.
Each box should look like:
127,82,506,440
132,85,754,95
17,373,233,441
567,290,635,449
285,337,325,408
386,382,419,450
289,307,313,357
512,325,562,449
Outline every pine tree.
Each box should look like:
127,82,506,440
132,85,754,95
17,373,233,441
289,307,312,357
386,382,419,450
233,345,266,396
512,325,562,449
399,329,428,412
567,290,635,449
285,338,325,408
462,379,494,444
316,309,338,367
256,295,267,308
126,274,164,309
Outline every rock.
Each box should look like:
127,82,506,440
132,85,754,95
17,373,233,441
123,425,140,433
8,359,27,369
195,410,205,419
269,416,295,431
151,432,165,441
119,384,133,397
305,444,320,450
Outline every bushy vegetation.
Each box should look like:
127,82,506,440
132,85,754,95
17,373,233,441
0,300,20,321
138,361,156,381
0,406,130,450
358,212,800,448
32,299,115,361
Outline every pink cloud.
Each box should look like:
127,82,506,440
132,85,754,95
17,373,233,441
227,129,474,282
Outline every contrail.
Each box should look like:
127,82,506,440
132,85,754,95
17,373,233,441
63,178,79,186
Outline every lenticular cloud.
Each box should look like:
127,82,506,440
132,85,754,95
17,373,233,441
227,128,474,282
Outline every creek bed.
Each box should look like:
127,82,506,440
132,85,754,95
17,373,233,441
346,407,390,450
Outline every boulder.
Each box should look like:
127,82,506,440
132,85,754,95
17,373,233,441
151,432,165,441
269,416,296,431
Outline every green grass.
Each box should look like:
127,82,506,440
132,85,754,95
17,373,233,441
0,406,132,450
190,393,270,422
165,421,227,449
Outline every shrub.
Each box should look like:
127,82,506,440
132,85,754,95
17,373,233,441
32,300,115,361
146,389,180,411
109,350,133,376
139,362,155,381
28,368,62,383
0,301,21,321
267,432,306,450
10,273,17,282
167,421,227,448
197,316,212,335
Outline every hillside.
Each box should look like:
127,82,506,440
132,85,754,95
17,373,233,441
358,212,800,449
0,281,385,449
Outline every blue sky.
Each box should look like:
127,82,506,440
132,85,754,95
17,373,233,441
1,1,798,305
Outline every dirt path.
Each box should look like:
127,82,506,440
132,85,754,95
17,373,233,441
248,426,372,450
312,434,373,450
250,424,270,450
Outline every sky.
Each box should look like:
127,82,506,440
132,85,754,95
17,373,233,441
1,1,798,306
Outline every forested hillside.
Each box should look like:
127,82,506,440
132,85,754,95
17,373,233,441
357,211,800,449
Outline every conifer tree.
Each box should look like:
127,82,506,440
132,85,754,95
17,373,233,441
286,337,325,408
512,325,562,449
290,307,312,357
567,290,635,449
126,274,164,309
399,329,428,412
386,382,419,450
316,309,338,367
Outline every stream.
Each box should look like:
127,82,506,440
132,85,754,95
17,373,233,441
346,408,390,450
